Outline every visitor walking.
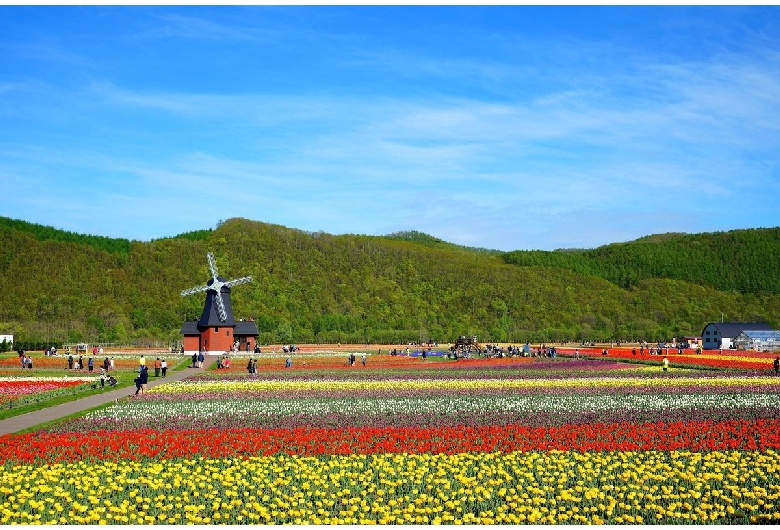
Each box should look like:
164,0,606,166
161,358,167,377
138,366,148,394
134,369,143,395
662,356,669,372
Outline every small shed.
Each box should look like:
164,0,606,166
680,336,702,349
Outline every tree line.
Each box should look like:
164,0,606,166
503,228,780,295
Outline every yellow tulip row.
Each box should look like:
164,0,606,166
1,450,779,524
148,375,780,394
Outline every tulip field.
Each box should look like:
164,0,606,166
1,352,780,524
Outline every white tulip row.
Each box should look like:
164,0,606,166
84,391,778,422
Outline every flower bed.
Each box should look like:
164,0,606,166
0,377,93,405
1,355,780,524
568,346,779,371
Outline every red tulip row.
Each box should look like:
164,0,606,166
572,347,777,371
3,419,779,464
0,379,87,404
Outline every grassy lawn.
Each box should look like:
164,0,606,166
0,353,192,421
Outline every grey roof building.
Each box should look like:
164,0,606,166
701,322,773,350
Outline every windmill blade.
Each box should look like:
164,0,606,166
207,252,219,280
224,276,253,288
214,291,228,322
181,284,210,297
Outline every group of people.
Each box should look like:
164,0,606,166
632,345,685,356
152,357,168,377
216,356,232,369
133,355,167,395
191,352,206,368
98,367,117,388
138,355,167,377
347,352,367,366
18,351,33,369
66,354,115,372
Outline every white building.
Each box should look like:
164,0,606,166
0,334,12,346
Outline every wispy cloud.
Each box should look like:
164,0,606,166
3,40,93,67
148,13,262,41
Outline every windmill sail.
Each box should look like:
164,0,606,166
181,252,253,324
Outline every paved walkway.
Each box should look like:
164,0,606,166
0,365,206,435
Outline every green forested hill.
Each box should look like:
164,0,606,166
503,228,780,295
1,216,778,347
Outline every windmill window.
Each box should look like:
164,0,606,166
226,330,230,336
214,327,219,332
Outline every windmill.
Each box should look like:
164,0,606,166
179,252,257,354
181,252,253,323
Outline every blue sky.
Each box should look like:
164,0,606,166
2,6,779,251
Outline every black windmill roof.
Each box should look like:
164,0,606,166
198,276,236,327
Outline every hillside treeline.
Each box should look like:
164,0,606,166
504,228,780,295
1,216,778,347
